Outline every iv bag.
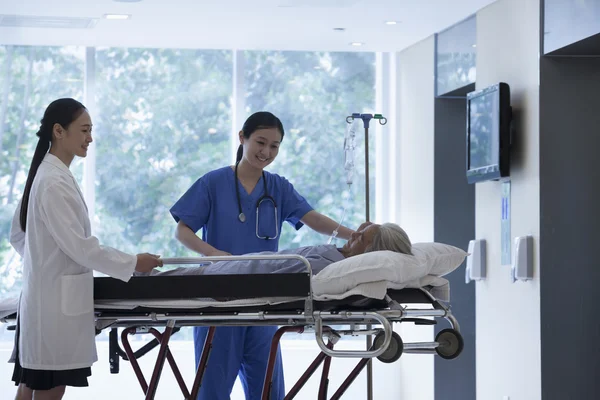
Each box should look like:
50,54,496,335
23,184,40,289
345,164,354,186
344,120,359,185
344,119,360,185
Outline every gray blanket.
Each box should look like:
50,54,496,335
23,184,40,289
144,245,345,276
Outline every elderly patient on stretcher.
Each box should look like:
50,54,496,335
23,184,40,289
138,222,412,277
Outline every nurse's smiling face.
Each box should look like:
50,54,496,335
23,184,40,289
239,128,282,170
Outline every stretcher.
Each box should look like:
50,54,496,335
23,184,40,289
1,254,464,400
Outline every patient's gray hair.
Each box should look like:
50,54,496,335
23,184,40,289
367,223,412,255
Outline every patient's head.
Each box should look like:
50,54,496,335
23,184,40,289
340,222,412,258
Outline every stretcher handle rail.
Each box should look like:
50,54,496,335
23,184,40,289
403,349,437,354
96,311,396,324
160,254,313,278
402,309,446,318
314,311,393,359
445,313,461,332
160,253,314,276
404,341,439,350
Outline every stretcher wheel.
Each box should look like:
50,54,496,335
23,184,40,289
373,331,403,363
435,329,464,360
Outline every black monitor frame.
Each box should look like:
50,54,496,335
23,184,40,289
466,82,512,184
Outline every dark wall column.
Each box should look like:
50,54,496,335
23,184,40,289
434,94,476,400
539,56,600,400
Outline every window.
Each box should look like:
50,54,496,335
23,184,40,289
93,47,233,257
0,46,378,399
244,50,376,249
0,45,85,298
1,48,377,296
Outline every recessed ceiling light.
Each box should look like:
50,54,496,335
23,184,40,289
333,27,345,31
472,44,477,48
385,21,399,25
350,42,364,46
103,14,131,20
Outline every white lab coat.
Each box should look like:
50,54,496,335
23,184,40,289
10,153,137,370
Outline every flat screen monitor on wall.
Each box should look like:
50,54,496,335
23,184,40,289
466,82,512,184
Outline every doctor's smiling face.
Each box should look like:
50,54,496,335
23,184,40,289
53,109,93,159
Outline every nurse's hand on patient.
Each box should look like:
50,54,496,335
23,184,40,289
356,221,373,232
135,253,163,273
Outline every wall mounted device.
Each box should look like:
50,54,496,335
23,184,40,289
466,82,513,184
511,235,534,282
465,239,486,283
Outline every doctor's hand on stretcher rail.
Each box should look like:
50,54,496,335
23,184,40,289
135,253,164,273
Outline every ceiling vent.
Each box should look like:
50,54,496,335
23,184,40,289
0,14,99,29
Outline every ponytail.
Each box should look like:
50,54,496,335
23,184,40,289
236,144,243,164
18,97,86,232
20,135,51,232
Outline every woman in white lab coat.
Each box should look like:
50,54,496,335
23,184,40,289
9,98,163,400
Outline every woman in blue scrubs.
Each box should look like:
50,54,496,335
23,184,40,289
170,111,354,400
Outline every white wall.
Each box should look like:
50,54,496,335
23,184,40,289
397,36,435,245
475,0,541,399
394,35,437,400
389,1,542,398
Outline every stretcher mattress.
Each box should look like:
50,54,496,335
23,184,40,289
91,272,448,310
0,273,446,320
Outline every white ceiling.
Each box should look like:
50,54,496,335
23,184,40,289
0,0,496,52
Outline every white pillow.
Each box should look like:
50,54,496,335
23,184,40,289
312,242,467,296
411,242,468,277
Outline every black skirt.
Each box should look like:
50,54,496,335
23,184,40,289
10,317,92,391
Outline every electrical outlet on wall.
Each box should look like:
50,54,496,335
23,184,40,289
503,396,510,400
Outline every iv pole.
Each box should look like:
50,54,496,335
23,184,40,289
346,112,387,223
345,112,387,400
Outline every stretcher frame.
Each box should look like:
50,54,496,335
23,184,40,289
93,254,462,400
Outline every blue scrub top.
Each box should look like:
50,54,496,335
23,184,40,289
170,166,314,255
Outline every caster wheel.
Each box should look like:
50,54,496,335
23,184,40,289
435,329,464,360
373,331,403,363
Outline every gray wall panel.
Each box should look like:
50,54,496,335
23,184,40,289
434,96,476,400
540,56,600,400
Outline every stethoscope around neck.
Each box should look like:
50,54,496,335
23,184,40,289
234,162,279,240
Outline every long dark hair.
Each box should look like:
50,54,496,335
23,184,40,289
236,111,285,163
20,98,86,232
